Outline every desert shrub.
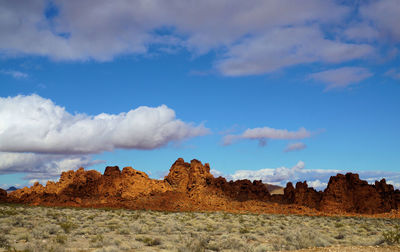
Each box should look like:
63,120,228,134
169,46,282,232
131,212,141,220
135,236,161,246
334,233,345,240
90,234,105,248
87,214,98,220
59,221,77,233
47,211,60,220
239,227,250,234
335,222,345,228
0,208,18,217
12,216,24,227
0,235,10,249
91,234,104,243
178,236,210,252
383,225,400,245
17,233,30,242
55,234,67,244
46,223,61,235
118,228,130,235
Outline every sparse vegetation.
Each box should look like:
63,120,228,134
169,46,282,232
135,236,161,246
59,220,77,233
383,225,400,245
0,203,399,251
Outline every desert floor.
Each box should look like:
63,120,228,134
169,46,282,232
0,203,399,251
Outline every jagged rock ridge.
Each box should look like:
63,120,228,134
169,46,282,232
286,173,400,214
1,158,400,215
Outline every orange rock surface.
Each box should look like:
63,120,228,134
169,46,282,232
2,158,400,217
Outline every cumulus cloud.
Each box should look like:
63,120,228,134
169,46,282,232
0,0,389,76
0,94,209,154
309,67,373,90
284,142,307,152
223,127,312,146
228,161,305,183
214,161,400,190
0,152,100,180
0,70,28,79
307,179,327,189
0,94,208,181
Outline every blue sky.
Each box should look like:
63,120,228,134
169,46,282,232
0,0,399,190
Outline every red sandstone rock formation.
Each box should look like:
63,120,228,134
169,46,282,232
283,181,322,209
319,173,398,214
280,173,400,214
0,188,7,202
6,158,271,211
3,159,400,216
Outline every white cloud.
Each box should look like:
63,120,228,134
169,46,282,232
215,161,400,190
217,26,374,76
0,70,28,79
309,67,373,90
223,127,312,146
210,169,224,178
0,152,100,180
360,0,400,42
0,94,209,154
284,142,307,152
0,0,384,77
226,161,306,183
343,22,380,42
307,179,327,189
0,0,350,60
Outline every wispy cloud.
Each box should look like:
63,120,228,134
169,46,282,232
309,67,373,90
0,70,28,79
360,0,400,42
223,127,312,146
284,142,307,152
217,26,374,76
385,68,400,80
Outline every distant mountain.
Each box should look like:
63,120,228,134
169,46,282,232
265,184,284,195
6,186,18,192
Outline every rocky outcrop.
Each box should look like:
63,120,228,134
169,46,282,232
280,173,400,214
283,181,322,209
7,158,271,210
0,188,7,202
4,159,400,215
319,173,398,214
165,158,270,202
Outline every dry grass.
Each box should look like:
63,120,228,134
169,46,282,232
0,203,399,251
